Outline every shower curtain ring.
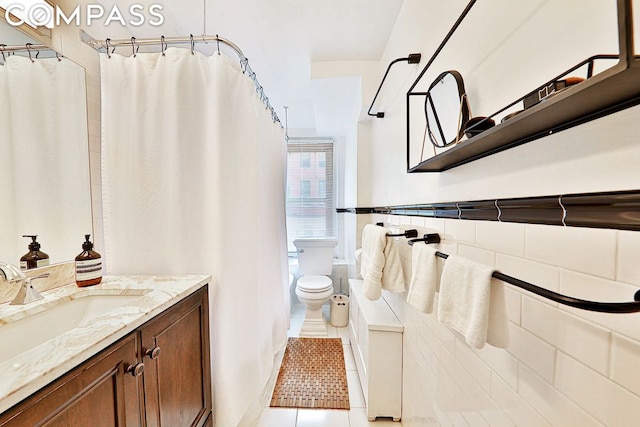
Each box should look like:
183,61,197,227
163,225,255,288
56,51,62,62
131,37,139,58
216,34,220,55
26,43,34,63
0,44,6,62
161,35,167,56
105,38,115,58
190,34,195,55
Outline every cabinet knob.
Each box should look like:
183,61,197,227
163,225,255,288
145,347,161,359
126,362,145,377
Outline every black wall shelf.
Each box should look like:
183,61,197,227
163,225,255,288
407,0,639,173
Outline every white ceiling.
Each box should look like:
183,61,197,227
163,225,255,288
85,0,404,131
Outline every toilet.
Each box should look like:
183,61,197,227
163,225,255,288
294,238,338,337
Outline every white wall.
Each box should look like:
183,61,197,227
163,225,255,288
364,0,634,206
354,214,640,426
350,1,640,425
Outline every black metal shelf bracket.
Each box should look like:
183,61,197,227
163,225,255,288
368,53,422,118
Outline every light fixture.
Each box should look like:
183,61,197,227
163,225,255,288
367,53,422,118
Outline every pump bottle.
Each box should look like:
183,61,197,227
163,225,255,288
75,234,102,287
20,235,50,270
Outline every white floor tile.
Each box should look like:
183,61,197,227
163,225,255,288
343,344,356,371
347,371,366,408
254,407,298,427
326,319,338,338
296,409,350,427
349,408,403,426
283,306,374,427
337,326,351,344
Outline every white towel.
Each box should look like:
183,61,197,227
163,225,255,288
406,244,439,313
360,224,405,300
437,255,509,349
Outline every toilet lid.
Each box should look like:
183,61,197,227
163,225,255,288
297,275,333,292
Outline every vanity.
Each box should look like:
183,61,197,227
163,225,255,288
0,275,212,426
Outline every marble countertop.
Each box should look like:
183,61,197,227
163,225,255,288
0,274,211,414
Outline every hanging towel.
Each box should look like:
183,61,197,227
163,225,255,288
360,224,405,300
406,244,439,313
437,255,509,349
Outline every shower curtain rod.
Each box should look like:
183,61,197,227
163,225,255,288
79,30,281,124
0,43,50,53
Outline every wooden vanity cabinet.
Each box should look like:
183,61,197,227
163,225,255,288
0,333,143,427
140,286,212,427
0,285,211,427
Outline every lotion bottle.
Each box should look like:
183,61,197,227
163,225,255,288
20,235,50,270
75,234,102,287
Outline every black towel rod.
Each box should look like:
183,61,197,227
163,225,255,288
377,223,419,238
408,233,640,314
368,53,422,118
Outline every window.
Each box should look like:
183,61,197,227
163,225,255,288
301,180,311,198
300,153,311,168
318,180,326,198
286,139,334,252
318,154,326,168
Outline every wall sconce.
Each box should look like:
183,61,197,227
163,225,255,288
367,53,422,118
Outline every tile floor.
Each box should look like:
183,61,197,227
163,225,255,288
253,304,403,427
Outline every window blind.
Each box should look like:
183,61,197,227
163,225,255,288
286,139,334,252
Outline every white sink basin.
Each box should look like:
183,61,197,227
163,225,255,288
0,291,150,364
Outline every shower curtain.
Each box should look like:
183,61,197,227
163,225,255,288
100,48,290,427
0,56,90,264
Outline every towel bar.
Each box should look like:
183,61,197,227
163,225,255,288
377,223,419,238
408,233,441,245
408,232,640,314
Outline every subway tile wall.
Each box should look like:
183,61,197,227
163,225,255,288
353,214,640,426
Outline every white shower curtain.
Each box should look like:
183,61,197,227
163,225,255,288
0,56,91,264
100,48,290,427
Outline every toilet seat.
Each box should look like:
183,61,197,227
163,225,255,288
297,275,333,293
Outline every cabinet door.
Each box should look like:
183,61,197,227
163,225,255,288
140,287,211,427
0,333,142,427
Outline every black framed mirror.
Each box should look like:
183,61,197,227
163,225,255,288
424,70,469,148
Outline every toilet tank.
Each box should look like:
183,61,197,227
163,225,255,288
294,238,338,275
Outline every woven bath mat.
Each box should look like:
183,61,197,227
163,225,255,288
270,337,350,410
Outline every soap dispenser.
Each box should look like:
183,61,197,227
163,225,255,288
75,234,102,287
20,235,50,270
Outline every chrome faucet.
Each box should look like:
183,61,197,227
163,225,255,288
0,262,26,282
0,262,48,305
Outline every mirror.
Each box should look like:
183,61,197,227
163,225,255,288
0,19,93,266
424,70,469,148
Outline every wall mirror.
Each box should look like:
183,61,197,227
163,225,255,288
424,70,468,148
0,17,93,266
